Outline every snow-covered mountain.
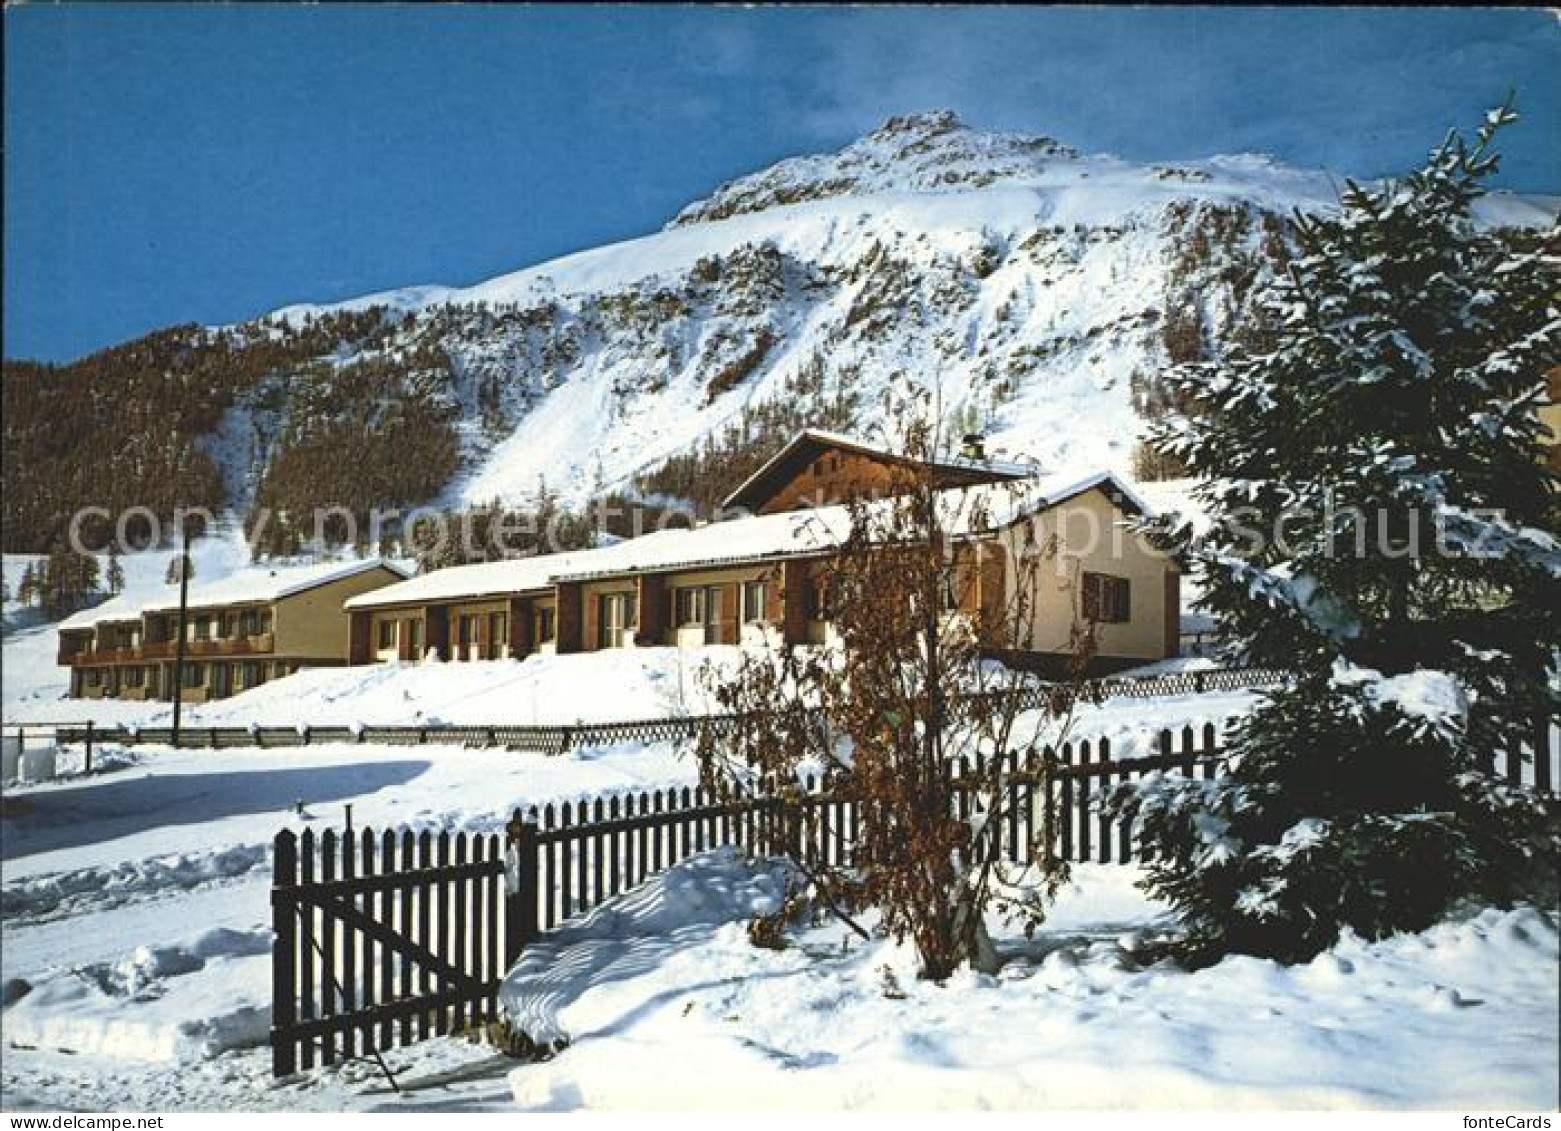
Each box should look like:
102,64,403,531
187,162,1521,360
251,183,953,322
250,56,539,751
259,111,1550,510
129,112,1561,518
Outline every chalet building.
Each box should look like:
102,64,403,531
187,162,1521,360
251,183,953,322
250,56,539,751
58,559,408,702
347,431,1182,674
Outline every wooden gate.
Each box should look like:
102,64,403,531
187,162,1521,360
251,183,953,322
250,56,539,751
269,818,539,1076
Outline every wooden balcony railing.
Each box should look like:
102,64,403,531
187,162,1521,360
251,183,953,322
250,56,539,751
70,634,276,665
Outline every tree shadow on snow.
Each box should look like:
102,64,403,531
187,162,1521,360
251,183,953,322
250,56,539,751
0,760,431,860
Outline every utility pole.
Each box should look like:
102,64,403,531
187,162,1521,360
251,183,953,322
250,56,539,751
170,520,191,746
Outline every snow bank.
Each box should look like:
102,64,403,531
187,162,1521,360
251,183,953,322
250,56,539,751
2,926,272,1062
1,842,271,922
500,847,794,1049
1,643,745,728
502,856,1558,1111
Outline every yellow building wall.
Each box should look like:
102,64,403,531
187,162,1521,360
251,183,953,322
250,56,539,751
1002,487,1179,663
272,566,406,659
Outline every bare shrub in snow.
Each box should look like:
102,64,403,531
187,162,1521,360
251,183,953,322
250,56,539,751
696,394,1091,980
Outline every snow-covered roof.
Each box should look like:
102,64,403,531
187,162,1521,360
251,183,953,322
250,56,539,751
346,466,1156,606
552,507,855,582
343,552,594,610
60,558,409,632
58,594,145,632
1003,468,1154,524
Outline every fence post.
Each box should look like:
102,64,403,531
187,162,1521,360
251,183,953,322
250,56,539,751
271,830,298,1077
504,810,539,967
1193,671,1207,695
84,722,94,775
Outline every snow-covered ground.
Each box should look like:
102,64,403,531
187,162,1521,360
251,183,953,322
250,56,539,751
9,542,1551,1111
0,735,700,1110
7,810,1554,1110
2,647,747,729
495,853,1559,1112
1,647,1260,744
3,663,1553,1111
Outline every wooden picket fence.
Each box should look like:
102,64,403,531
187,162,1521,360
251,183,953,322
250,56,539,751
270,823,525,1077
269,711,1559,1076
268,722,1235,1075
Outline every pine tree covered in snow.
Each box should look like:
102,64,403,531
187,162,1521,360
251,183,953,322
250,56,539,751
1113,105,1561,963
36,542,100,617
105,545,125,595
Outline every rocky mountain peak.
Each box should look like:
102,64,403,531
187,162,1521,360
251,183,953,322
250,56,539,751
668,111,1079,229
866,108,965,140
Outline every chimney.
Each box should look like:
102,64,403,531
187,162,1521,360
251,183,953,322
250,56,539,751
960,433,987,462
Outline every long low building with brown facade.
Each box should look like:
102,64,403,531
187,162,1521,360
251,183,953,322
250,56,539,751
58,558,409,701
345,430,1183,675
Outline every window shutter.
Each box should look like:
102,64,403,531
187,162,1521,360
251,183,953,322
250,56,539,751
1082,573,1101,621
1112,578,1131,622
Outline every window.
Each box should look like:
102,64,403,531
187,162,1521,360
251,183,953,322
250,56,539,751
240,609,260,637
86,668,101,688
242,660,262,687
193,616,211,641
536,606,556,644
378,619,397,650
806,580,831,620
217,612,235,639
598,593,636,649
675,586,709,627
1082,572,1131,624
675,585,722,643
407,618,423,657
742,580,768,624
182,662,204,688
458,615,476,647
126,666,144,688
488,612,508,659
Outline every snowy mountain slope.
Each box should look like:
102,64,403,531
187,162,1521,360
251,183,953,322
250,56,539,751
252,111,1554,514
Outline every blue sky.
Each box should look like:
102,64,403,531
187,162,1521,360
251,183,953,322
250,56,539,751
5,6,1557,363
